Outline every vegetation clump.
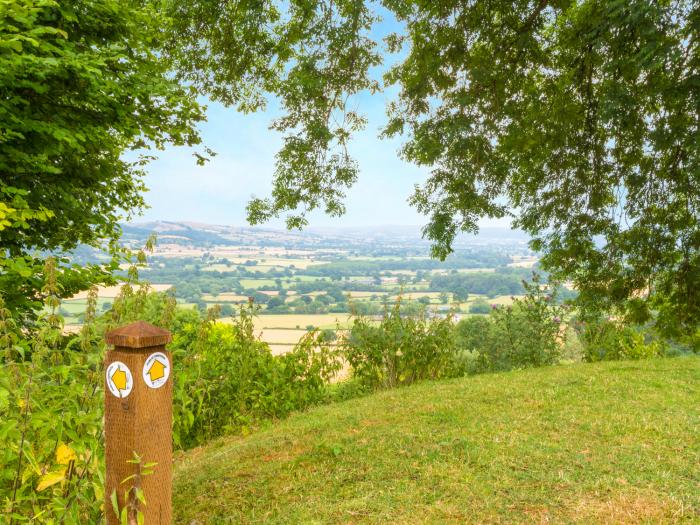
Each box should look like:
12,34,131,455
343,299,460,390
0,273,342,520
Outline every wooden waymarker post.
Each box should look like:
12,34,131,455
105,321,173,524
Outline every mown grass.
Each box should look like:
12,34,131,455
174,358,700,524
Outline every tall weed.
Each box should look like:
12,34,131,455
1,261,104,523
173,304,341,448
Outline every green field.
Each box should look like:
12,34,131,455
59,298,113,322
238,279,279,288
173,358,700,523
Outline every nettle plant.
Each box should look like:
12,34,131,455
0,240,166,523
0,260,105,523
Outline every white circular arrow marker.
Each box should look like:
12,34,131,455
142,352,170,389
106,361,134,398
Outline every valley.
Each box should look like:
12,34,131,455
62,222,554,350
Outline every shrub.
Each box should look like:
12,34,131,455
458,277,567,373
454,316,492,374
172,305,341,448
342,298,460,390
480,303,562,371
455,316,491,352
560,326,585,363
469,299,491,314
576,319,666,362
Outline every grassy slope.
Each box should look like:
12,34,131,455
174,358,700,524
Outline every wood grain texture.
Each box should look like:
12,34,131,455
105,320,172,349
105,322,172,525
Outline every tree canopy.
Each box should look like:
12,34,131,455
166,0,699,338
1,0,697,338
0,0,204,316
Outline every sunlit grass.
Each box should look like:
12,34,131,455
174,357,700,524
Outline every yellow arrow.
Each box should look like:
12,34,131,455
147,360,166,382
111,368,127,391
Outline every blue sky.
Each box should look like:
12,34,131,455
139,9,509,231
140,92,430,228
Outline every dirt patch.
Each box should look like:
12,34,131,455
568,491,691,523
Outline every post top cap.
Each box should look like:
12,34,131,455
105,320,171,349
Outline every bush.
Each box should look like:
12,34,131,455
560,326,585,363
479,301,562,371
458,278,567,373
171,305,341,448
455,316,492,358
342,298,461,390
576,319,666,362
469,299,491,314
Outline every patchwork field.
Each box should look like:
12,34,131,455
60,239,540,354
250,314,352,331
346,291,388,298
201,293,249,302
69,283,172,300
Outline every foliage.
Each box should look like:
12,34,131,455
0,0,204,320
431,268,530,298
342,298,461,390
456,320,490,369
172,305,341,448
468,299,491,314
165,0,380,230
305,252,510,276
169,0,699,338
342,278,577,387
0,272,342,520
575,318,667,362
387,0,700,339
457,277,567,372
109,452,155,525
0,261,104,524
98,288,343,448
559,326,585,363
0,186,118,325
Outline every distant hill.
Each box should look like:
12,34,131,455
122,221,531,251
